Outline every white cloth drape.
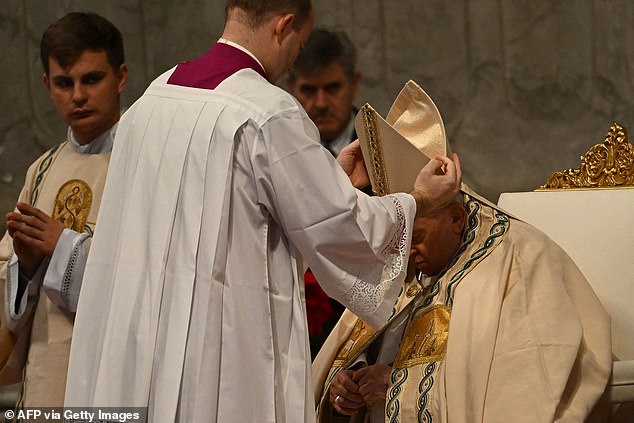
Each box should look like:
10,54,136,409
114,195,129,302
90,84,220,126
65,68,416,422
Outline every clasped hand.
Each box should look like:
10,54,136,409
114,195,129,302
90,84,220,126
328,364,391,416
6,202,65,277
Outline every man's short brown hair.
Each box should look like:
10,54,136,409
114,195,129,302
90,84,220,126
226,0,312,30
40,12,125,75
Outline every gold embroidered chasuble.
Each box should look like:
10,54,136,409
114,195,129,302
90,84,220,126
315,79,611,423
0,141,109,406
315,195,510,422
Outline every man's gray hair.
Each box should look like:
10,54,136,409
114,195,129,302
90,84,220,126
288,27,356,81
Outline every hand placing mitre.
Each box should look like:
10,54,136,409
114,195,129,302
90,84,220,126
411,153,462,217
337,140,370,190
6,202,66,278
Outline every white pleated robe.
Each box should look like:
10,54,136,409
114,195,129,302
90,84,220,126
64,68,415,422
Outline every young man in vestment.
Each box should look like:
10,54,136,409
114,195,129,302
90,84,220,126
0,13,128,407
64,1,461,422
313,81,611,423
287,27,365,359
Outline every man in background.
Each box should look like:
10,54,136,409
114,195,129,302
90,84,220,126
287,28,364,358
287,27,361,157
0,12,127,407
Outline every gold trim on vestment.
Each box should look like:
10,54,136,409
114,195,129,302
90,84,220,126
360,104,390,196
406,284,420,298
394,304,450,367
333,320,376,367
30,142,66,206
53,179,93,232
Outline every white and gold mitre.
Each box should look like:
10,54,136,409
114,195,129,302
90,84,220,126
355,79,505,214
355,80,451,196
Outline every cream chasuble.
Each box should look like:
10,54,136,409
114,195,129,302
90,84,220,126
313,195,611,423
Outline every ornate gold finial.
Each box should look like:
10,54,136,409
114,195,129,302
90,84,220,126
538,123,634,190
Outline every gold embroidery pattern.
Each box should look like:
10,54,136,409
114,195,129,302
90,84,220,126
31,142,65,205
333,319,376,366
386,197,509,421
394,305,450,368
539,123,634,189
53,179,93,232
406,284,420,298
361,104,390,196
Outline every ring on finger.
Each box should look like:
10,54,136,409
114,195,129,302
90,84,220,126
335,395,342,405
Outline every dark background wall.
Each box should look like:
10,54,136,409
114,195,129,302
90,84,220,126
2,0,633,234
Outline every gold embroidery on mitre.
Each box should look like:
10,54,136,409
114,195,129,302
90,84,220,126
539,123,634,189
394,305,450,367
53,179,93,232
333,320,376,366
361,104,390,197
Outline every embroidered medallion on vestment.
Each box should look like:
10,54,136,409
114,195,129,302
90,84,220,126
53,179,93,232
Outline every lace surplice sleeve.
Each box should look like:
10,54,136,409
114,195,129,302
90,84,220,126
344,196,410,321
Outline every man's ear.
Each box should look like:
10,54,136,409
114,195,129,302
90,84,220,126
449,203,467,235
116,64,128,94
42,72,51,92
273,13,295,44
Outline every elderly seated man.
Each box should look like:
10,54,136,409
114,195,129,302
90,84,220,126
313,81,611,423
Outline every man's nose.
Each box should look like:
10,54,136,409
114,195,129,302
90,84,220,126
314,89,328,108
72,82,88,105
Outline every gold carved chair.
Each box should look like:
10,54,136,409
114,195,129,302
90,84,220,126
498,124,634,422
